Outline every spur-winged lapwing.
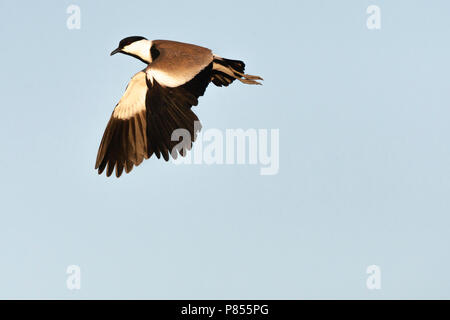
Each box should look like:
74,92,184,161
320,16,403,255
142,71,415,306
96,36,263,177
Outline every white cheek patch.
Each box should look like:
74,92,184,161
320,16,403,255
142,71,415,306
123,40,152,63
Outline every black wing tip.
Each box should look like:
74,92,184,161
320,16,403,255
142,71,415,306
95,109,148,178
95,160,140,178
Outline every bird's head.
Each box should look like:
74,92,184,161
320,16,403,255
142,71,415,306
110,36,151,63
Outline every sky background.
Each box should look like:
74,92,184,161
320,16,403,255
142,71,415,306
0,0,450,299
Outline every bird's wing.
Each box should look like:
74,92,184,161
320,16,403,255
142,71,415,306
147,40,213,87
143,62,213,162
95,71,148,177
96,62,213,177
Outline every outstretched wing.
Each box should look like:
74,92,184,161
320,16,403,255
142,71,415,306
95,71,148,177
148,40,213,87
144,63,213,162
96,64,213,177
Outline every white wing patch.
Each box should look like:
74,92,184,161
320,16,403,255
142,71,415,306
147,68,193,88
113,71,147,120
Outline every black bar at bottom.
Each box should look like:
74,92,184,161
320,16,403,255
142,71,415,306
0,300,446,318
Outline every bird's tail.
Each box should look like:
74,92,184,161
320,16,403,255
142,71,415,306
211,55,263,87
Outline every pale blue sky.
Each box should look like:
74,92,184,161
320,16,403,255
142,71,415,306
1,0,450,299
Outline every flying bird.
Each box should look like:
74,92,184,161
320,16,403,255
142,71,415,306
95,36,263,177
